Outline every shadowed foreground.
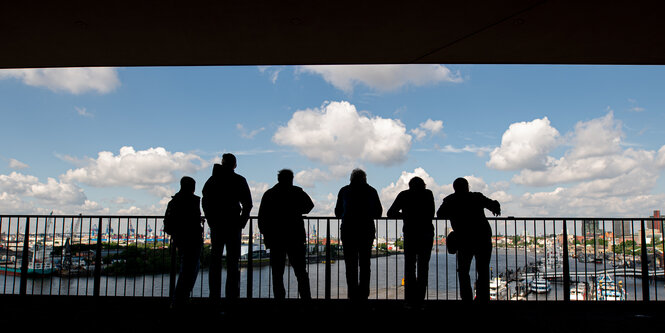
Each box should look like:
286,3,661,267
1,295,662,332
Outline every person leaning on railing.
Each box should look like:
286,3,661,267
436,177,500,303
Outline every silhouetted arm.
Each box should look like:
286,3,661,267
436,199,450,219
386,192,404,219
334,188,344,218
239,177,253,228
300,189,314,215
482,194,501,216
370,187,382,218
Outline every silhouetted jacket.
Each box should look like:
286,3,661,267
202,164,252,228
335,182,382,238
387,188,435,234
436,192,500,247
258,183,314,248
167,191,203,246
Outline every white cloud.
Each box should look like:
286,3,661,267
8,158,29,170
273,101,412,170
0,67,120,94
75,106,93,117
487,117,560,171
297,64,462,93
295,168,333,188
236,123,265,139
0,172,87,207
411,119,444,140
510,113,660,187
61,146,208,189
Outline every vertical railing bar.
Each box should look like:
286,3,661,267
19,217,30,296
659,218,665,302
434,218,438,300
602,220,608,302
385,218,388,300
0,216,5,294
640,219,649,301
13,218,20,294
93,217,103,297
583,219,588,299
513,218,517,302
504,218,508,299
552,219,557,301
524,219,528,302
573,220,579,300
650,221,657,301
247,218,254,299
621,219,627,301
631,220,637,300
563,219,570,302
611,219,617,301
494,219,498,299
533,219,538,302
34,217,42,295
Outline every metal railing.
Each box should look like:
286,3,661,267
1,215,663,301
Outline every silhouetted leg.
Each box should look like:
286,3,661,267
208,227,224,299
270,244,287,299
457,249,474,302
225,228,242,299
474,242,492,303
403,233,417,303
287,241,311,300
342,232,359,300
416,232,434,302
174,240,202,305
358,236,373,300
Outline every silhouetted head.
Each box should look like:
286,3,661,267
277,169,294,185
221,153,237,169
452,177,469,194
350,168,367,185
180,176,196,194
408,177,425,190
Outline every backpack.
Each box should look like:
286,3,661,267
163,197,179,236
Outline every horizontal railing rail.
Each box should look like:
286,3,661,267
1,215,663,301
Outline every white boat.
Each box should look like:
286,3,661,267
528,278,551,294
595,275,626,301
570,283,587,301
489,277,508,300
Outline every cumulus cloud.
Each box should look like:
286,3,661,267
297,65,462,93
411,119,444,140
295,168,333,188
510,112,662,187
273,101,412,170
0,172,87,207
487,117,560,171
61,146,208,189
8,158,29,170
0,67,120,94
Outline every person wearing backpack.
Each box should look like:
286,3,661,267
164,176,204,308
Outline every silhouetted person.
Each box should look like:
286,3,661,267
202,153,252,299
165,176,203,308
436,177,500,302
386,176,434,305
335,168,382,301
258,169,314,300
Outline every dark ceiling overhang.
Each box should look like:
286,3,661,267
2,0,665,68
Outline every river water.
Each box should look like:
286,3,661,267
2,248,664,301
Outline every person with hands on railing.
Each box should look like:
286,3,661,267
335,168,382,301
386,176,435,307
164,176,204,309
258,169,314,300
436,177,500,303
202,153,252,300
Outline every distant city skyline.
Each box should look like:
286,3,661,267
1,65,664,217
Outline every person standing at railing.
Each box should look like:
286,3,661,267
164,176,204,308
386,176,434,306
436,177,500,303
202,153,253,300
258,169,314,300
335,168,382,301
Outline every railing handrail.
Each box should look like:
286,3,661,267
1,214,663,220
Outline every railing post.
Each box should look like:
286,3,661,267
247,219,253,299
640,219,649,301
169,237,177,297
562,219,570,301
19,217,30,296
325,218,331,300
93,217,103,297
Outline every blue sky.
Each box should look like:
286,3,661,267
1,65,664,217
